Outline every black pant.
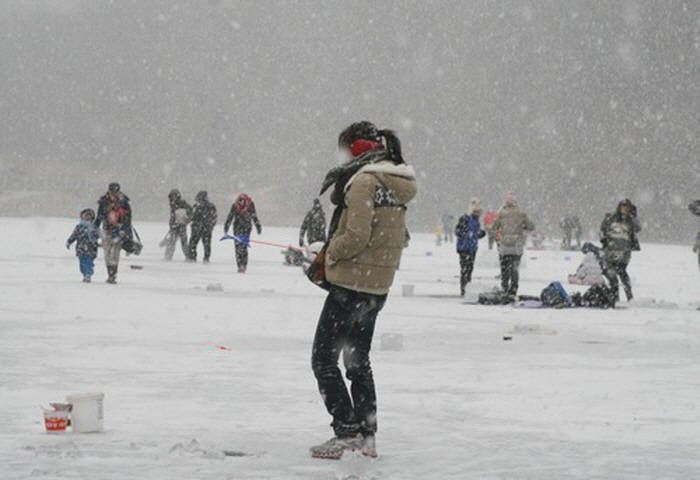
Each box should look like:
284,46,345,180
188,226,212,261
499,254,521,295
459,252,476,294
311,285,386,437
165,225,188,260
487,231,495,249
235,243,248,269
603,260,632,299
562,231,572,249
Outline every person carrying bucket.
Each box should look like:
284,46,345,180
94,182,133,284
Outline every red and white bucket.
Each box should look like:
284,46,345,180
42,408,69,433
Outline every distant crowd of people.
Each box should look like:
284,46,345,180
443,195,648,303
65,181,335,282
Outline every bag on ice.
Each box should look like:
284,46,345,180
572,283,617,309
540,281,571,308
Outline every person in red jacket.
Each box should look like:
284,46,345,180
483,208,497,250
223,193,262,273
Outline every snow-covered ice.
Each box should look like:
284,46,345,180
1,217,699,479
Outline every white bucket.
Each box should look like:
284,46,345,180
66,392,104,433
401,284,415,297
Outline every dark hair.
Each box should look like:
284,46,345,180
377,128,404,164
108,182,120,193
338,121,404,164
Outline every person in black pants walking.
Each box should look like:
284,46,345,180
188,190,217,263
224,193,261,273
455,198,486,296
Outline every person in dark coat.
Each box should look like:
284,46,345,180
689,200,700,268
600,199,642,301
164,189,192,261
455,198,486,296
94,182,132,284
299,198,327,247
67,208,100,283
224,193,262,273
188,190,217,263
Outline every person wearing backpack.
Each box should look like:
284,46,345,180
455,198,486,296
600,199,642,301
164,189,192,261
94,182,133,284
188,190,218,263
309,121,417,460
223,193,262,273
492,192,535,296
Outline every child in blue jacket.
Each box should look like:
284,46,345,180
455,198,486,296
67,208,100,282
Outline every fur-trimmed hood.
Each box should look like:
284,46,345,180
345,161,417,205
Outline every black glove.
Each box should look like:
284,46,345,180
66,242,71,250
257,227,262,235
478,230,486,239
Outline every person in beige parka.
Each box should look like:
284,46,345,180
310,121,417,460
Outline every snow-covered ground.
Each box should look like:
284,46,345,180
1,216,698,479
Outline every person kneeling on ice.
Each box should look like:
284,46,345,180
223,193,262,273
455,197,486,296
94,182,133,284
66,208,100,283
310,121,417,460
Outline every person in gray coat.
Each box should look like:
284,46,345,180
492,192,535,296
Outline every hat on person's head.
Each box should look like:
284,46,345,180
338,121,380,149
80,208,95,219
195,190,208,202
108,182,120,193
470,197,482,214
169,189,181,201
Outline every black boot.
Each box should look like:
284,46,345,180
107,266,117,284
624,285,633,302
